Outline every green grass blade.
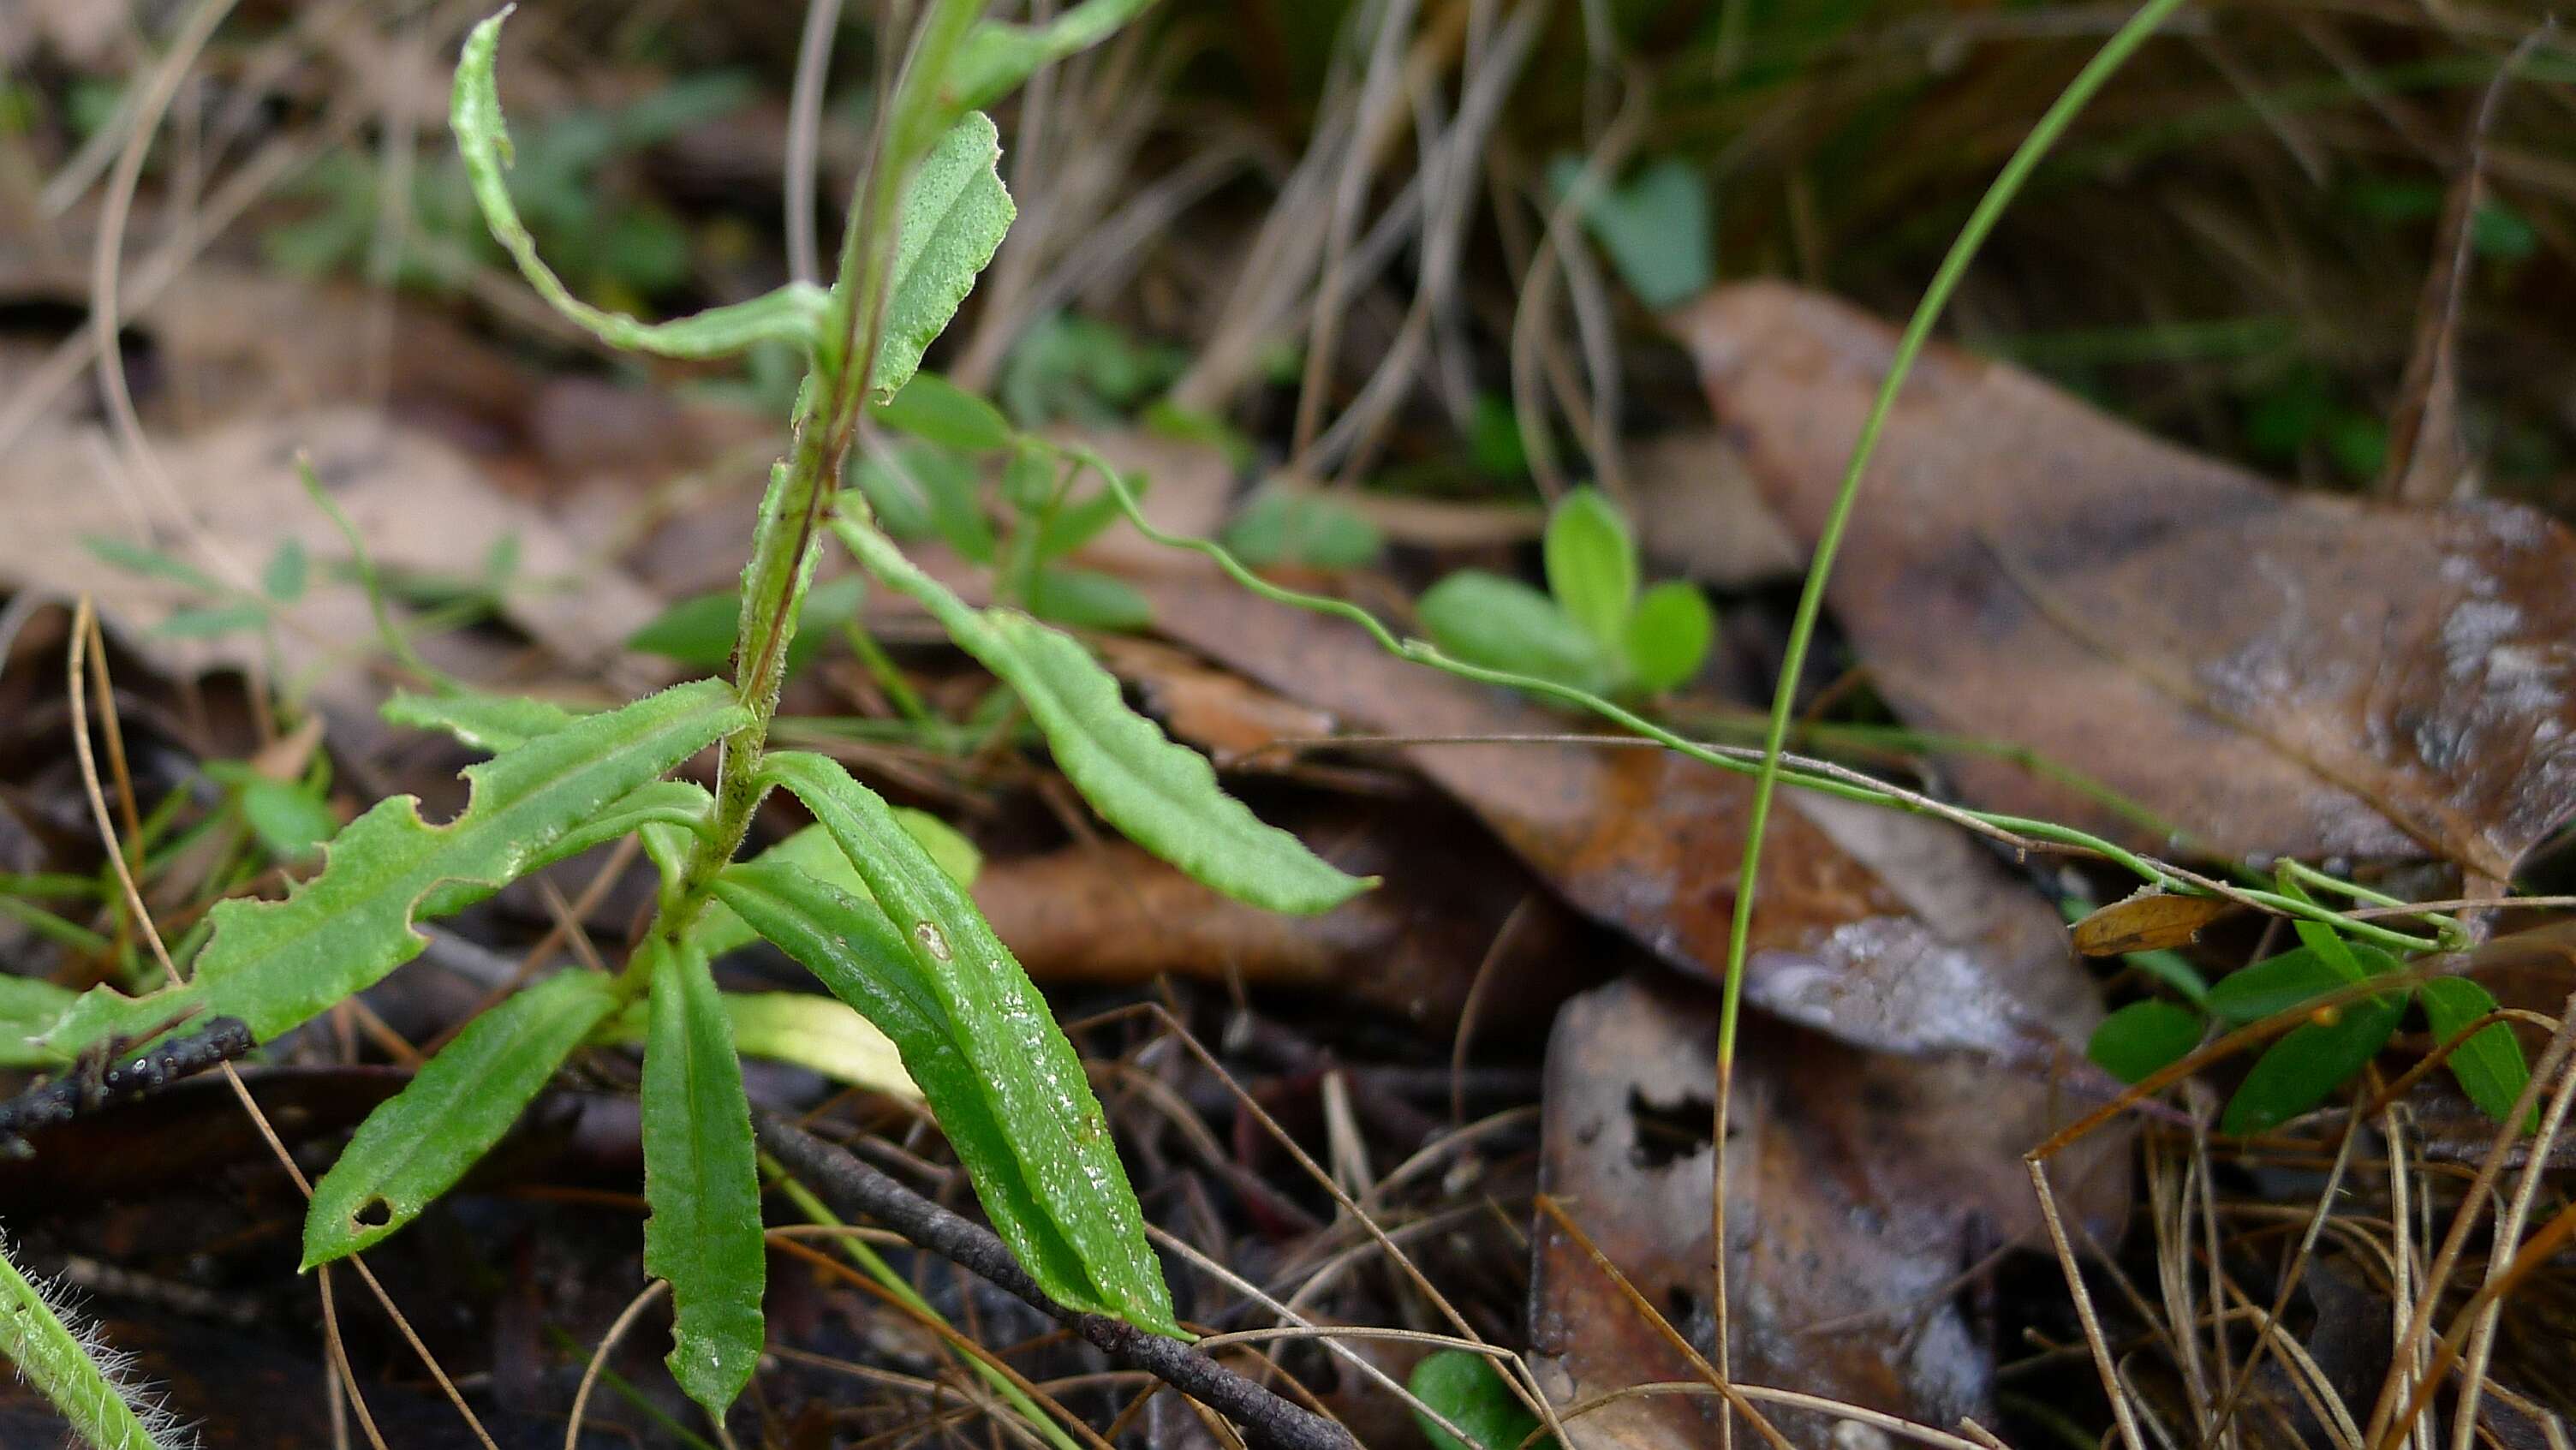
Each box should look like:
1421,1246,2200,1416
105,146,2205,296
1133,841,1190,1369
41,680,745,1055
758,750,1178,1334
838,518,1368,916
641,936,767,1413
708,859,1115,1306
304,970,618,1266
871,111,1015,401
456,9,827,360
1718,0,2193,1112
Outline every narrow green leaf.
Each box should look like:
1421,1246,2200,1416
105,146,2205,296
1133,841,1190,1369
709,858,1109,1311
1417,570,1615,693
304,970,617,1266
1542,487,1637,649
2221,992,2405,1136
1410,1350,1551,1450
2207,944,2399,1027
2291,916,2370,984
641,936,766,1413
945,0,1162,117
1026,566,1152,632
838,519,1368,915
758,750,1178,1334
1624,579,1714,693
1219,487,1381,570
238,779,338,863
2086,999,2203,1084
629,590,742,669
603,991,917,1098
154,602,271,639
0,976,79,1068
382,689,580,753
874,372,1012,452
2418,976,2534,1131
263,539,309,603
851,443,994,562
42,680,745,1055
82,534,224,594
872,111,1015,400
894,808,981,890
455,9,826,360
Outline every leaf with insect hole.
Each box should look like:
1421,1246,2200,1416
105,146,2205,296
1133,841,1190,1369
40,680,743,1056
304,970,618,1266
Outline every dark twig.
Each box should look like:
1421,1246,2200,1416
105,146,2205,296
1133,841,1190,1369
0,1016,255,1147
755,1113,1360,1450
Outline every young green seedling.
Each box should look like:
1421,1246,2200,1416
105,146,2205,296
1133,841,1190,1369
1417,485,1714,695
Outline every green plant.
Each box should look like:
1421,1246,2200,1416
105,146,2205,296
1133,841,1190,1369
0,1230,179,1449
30,0,1376,1422
1418,486,1714,695
1408,1349,1555,1450
2088,896,2535,1136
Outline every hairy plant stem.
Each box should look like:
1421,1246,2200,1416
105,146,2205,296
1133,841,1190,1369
0,1231,170,1450
659,0,993,951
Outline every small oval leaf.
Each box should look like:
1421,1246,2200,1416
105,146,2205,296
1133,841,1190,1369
2221,992,2405,1136
2418,976,2535,1131
2205,944,2398,1028
1542,486,1637,649
2086,999,2204,1085
1417,570,1615,694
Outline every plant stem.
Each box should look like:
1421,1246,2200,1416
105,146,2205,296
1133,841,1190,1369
673,0,994,925
0,1232,170,1450
1708,0,2194,1432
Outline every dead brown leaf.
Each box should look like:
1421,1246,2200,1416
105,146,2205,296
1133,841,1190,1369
0,408,667,705
975,803,1580,1033
1130,570,2110,1076
1627,429,1804,588
2069,890,2229,957
1679,280,2576,879
1530,976,2130,1445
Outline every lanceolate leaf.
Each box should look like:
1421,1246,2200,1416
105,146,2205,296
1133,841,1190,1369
757,749,1178,1334
945,0,1163,117
41,681,744,1055
641,937,766,1413
304,970,618,1266
707,859,1112,1307
603,990,917,1098
2418,976,2535,1131
2206,944,2396,1028
872,111,1015,400
2221,991,2405,1136
381,689,579,753
456,9,826,360
837,519,1369,915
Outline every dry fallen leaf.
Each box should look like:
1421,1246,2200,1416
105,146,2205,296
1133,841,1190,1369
975,804,1581,1033
1679,280,2576,879
1130,570,2110,1077
1627,429,1804,588
0,408,667,705
1530,976,2130,1446
2069,890,2229,957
